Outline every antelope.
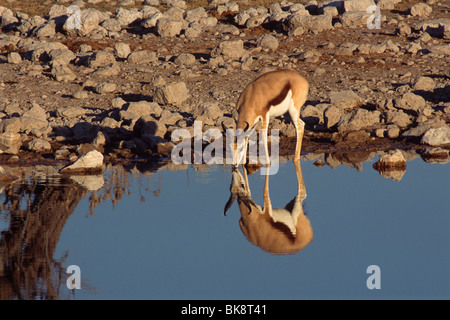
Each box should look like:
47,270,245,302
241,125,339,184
223,161,312,255
234,69,309,166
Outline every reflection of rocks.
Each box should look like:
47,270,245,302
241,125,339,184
372,150,407,181
69,174,104,191
420,147,450,164
376,168,406,182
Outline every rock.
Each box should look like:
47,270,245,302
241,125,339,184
421,126,450,146
301,104,327,126
184,23,203,38
127,50,157,64
211,39,249,61
377,0,402,10
156,141,175,156
385,110,412,128
154,82,189,105
57,106,87,118
0,132,21,154
92,131,106,147
245,14,269,29
114,42,131,59
429,45,450,56
51,65,77,82
337,109,381,132
63,8,107,37
339,11,371,27
60,149,104,174
87,50,116,68
48,48,76,66
27,138,51,152
284,13,332,33
20,117,49,133
416,18,450,38
329,90,362,110
156,18,183,37
395,92,426,113
373,150,406,170
193,102,223,120
396,21,411,36
386,125,400,139
17,16,47,36
413,76,436,92
0,117,22,133
101,18,122,32
126,101,162,118
324,105,344,129
92,63,121,77
22,103,47,121
343,0,375,12
258,34,279,51
401,124,434,140
115,7,143,26
174,53,196,66
139,117,167,138
184,7,207,23
7,51,21,64
159,110,183,126
94,82,117,94
410,3,432,17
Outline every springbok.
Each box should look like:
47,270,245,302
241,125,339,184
223,161,312,254
234,69,309,165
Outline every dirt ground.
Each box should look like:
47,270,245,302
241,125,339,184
0,0,449,169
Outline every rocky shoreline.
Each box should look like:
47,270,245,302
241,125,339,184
0,0,449,174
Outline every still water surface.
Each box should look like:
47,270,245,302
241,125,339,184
0,156,448,300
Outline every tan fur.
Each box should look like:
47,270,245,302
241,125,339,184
236,69,309,162
224,162,313,254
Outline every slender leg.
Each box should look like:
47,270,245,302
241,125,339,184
261,122,270,166
289,107,304,162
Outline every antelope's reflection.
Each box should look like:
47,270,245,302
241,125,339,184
223,162,313,254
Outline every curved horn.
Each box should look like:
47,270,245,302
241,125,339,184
223,194,237,216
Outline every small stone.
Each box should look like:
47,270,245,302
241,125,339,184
127,50,157,64
395,92,426,113
73,91,89,99
94,82,117,94
174,53,196,66
114,42,131,59
57,106,87,118
27,138,51,152
7,51,21,64
154,82,189,105
413,76,436,92
421,126,450,147
258,34,279,51
329,90,362,110
51,65,76,82
410,3,432,17
0,132,22,155
60,149,104,174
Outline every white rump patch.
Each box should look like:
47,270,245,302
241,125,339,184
268,89,294,118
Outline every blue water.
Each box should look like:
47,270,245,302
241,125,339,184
0,156,448,300
52,157,449,300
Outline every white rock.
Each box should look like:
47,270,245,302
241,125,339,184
421,127,450,147
60,150,104,173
